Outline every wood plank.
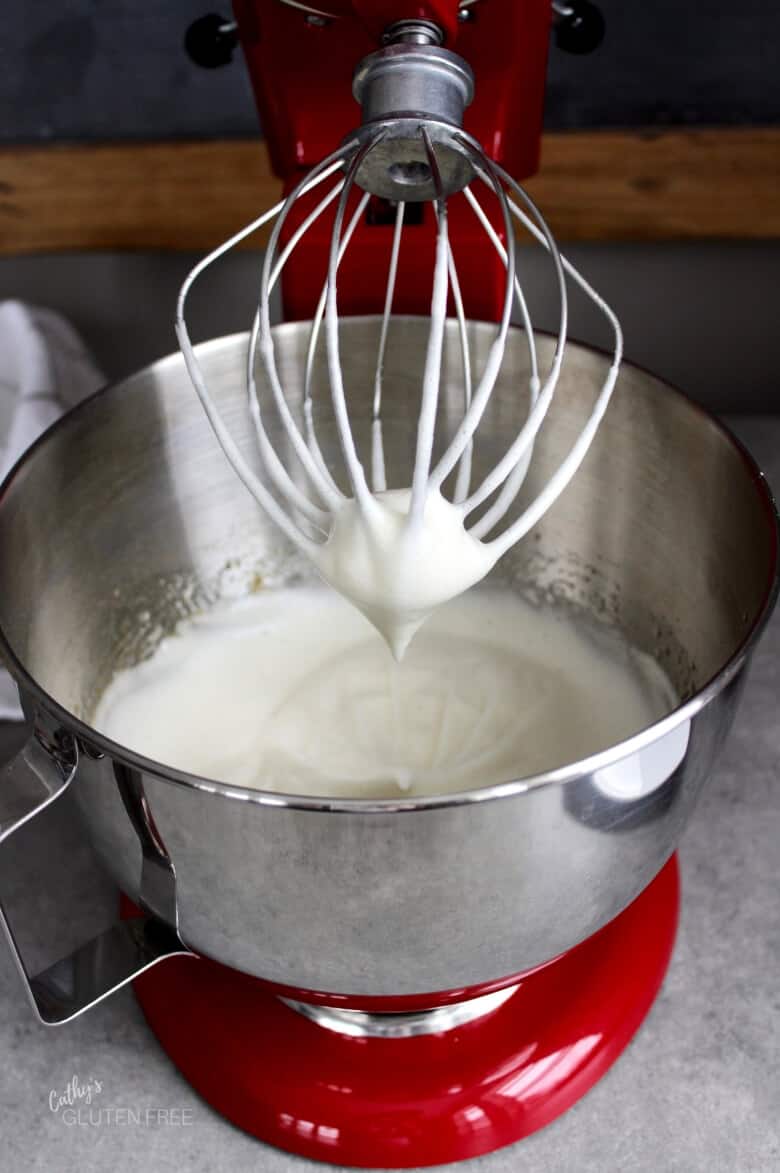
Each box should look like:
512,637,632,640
529,129,780,242
1,129,778,254
0,141,280,254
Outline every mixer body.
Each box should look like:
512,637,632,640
232,0,550,319
233,0,549,183
0,322,775,1008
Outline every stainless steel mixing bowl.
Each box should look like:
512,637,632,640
0,319,776,1024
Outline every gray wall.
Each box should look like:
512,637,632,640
1,242,778,414
3,1,779,143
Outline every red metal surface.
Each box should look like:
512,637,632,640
232,0,551,319
350,0,461,43
231,1,546,180
278,185,509,321
276,0,461,43
127,857,679,1166
233,1,550,180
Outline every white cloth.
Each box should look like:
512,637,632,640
0,301,105,719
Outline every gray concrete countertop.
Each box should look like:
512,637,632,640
0,416,778,1173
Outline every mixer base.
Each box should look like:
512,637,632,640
130,856,679,1168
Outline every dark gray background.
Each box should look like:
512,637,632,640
1,241,778,413
2,0,779,144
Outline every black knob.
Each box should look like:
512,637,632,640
553,0,605,55
184,13,239,68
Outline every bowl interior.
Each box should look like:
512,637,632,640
0,319,775,750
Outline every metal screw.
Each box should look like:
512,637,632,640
458,0,480,20
382,20,444,46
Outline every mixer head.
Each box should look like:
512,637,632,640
176,0,623,654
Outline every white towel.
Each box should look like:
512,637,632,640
0,301,105,719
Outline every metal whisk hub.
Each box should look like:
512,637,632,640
351,34,474,200
350,118,476,201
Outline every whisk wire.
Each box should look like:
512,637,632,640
370,198,405,493
458,160,570,534
245,186,346,527
409,127,450,527
302,187,372,500
256,150,354,513
427,147,518,497
174,190,318,554
481,162,621,554
441,216,474,505
325,137,386,516
175,158,352,556
457,186,539,533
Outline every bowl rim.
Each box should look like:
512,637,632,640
0,321,777,814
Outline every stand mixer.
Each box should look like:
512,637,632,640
0,1,777,1168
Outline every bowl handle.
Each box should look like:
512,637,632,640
0,726,192,1025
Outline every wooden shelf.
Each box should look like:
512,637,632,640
1,128,778,254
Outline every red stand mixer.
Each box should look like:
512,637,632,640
138,1,673,1162
0,1,776,1169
